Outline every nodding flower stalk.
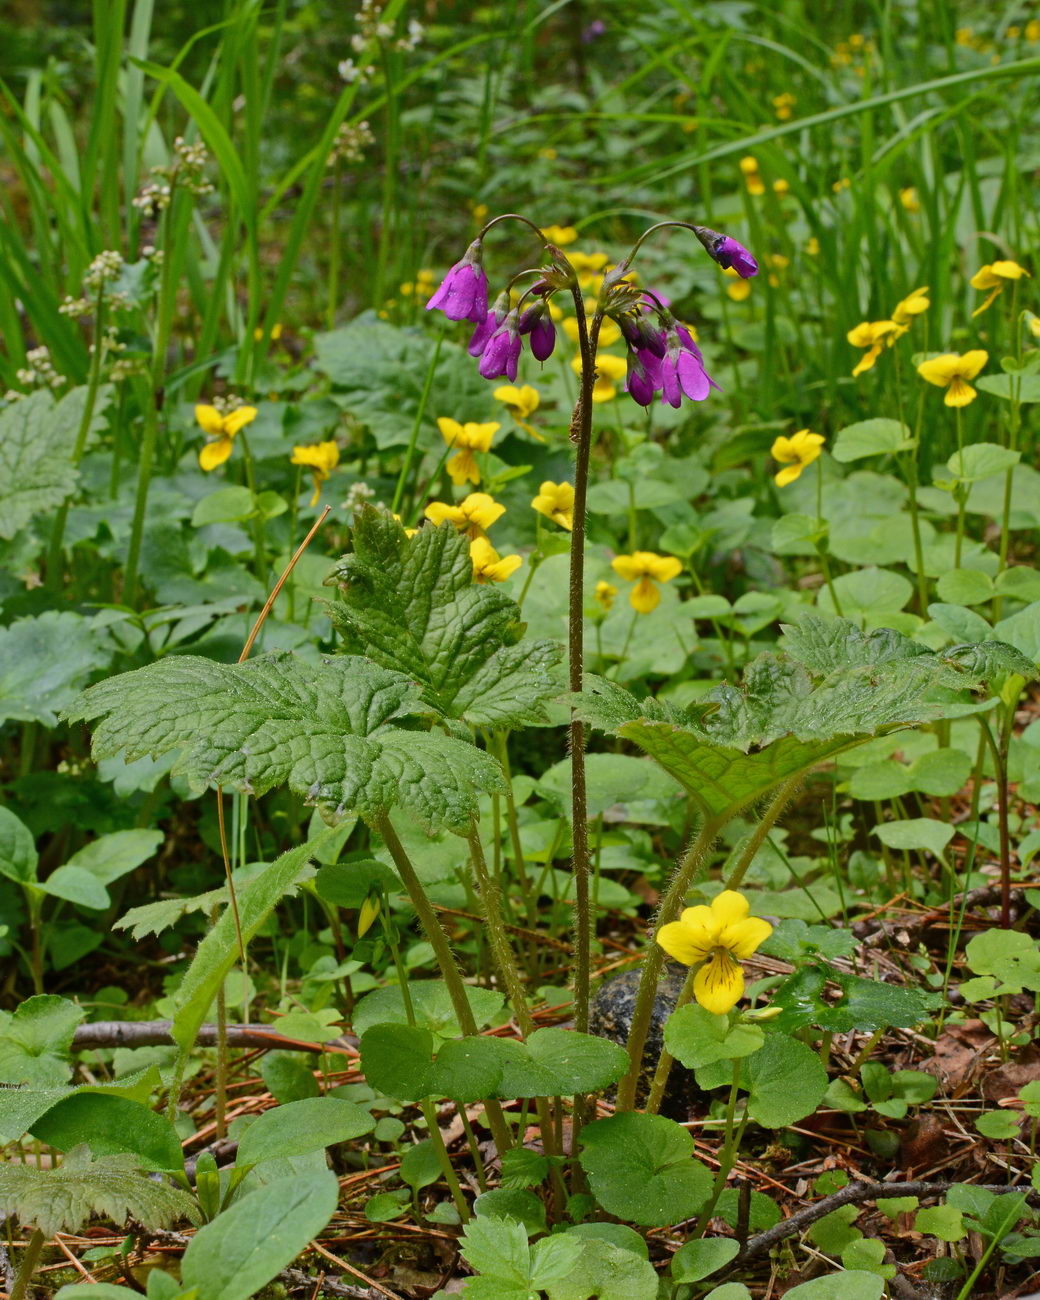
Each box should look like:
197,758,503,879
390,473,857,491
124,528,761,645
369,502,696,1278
426,215,758,1064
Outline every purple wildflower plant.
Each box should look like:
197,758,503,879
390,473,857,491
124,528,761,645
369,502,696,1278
426,239,490,323
693,225,758,279
478,309,523,381
620,308,718,408
469,292,510,357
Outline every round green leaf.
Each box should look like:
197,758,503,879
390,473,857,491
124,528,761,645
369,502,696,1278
671,1237,740,1282
745,1033,828,1128
359,1023,433,1102
873,818,954,857
664,1004,764,1069
832,418,914,462
936,568,994,606
580,1112,712,1227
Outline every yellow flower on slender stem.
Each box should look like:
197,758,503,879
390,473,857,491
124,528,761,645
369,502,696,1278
290,440,340,505
594,581,617,612
611,551,682,614
425,492,505,538
846,319,905,376
540,224,578,246
970,260,1030,315
656,890,773,1015
493,384,540,420
470,535,521,583
916,351,989,406
437,418,499,486
771,430,825,487
196,404,258,471
891,285,930,325
531,481,574,531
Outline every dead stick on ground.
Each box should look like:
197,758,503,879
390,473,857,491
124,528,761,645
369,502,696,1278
73,1020,358,1054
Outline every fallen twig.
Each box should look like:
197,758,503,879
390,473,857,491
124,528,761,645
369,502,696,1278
72,1020,358,1055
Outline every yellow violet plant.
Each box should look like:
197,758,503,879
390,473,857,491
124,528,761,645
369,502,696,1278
594,581,617,612
531,481,574,531
425,492,505,538
656,890,773,1014
470,535,521,584
436,417,499,486
611,551,682,613
846,319,904,376
196,403,257,471
290,440,339,505
891,284,930,325
770,430,825,486
970,259,1030,315
916,350,989,406
493,384,540,421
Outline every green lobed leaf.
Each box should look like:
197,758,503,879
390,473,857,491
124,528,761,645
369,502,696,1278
0,385,112,540
67,650,506,832
948,442,1021,482
180,1170,338,1300
0,994,85,1085
327,507,563,728
459,1214,531,1285
0,1145,198,1237
580,1112,713,1227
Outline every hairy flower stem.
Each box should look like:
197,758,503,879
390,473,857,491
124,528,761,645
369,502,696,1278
9,1228,45,1300
692,1061,748,1238
568,295,603,1050
378,813,513,1154
724,777,803,893
616,817,722,1112
644,967,696,1116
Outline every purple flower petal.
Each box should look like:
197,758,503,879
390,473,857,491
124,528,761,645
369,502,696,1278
530,315,556,361
676,349,710,401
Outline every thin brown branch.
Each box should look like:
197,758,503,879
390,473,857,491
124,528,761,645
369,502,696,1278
72,1020,358,1055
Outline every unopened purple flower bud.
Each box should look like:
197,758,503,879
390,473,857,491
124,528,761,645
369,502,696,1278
529,313,556,361
478,310,523,381
693,225,758,279
582,18,606,42
426,239,490,322
626,352,656,407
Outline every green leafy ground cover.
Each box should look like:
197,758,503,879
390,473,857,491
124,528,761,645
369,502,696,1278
2,2,1040,1297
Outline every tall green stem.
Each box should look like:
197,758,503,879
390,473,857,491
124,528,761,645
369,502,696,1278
10,1228,46,1300
616,816,722,1112
568,294,602,1042
376,813,513,1153
692,1062,747,1238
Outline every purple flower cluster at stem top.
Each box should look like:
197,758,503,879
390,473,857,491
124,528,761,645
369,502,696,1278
425,239,489,323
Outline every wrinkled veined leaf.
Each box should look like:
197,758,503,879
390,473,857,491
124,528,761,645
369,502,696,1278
67,651,505,831
0,1145,197,1236
0,385,112,540
0,611,117,727
0,995,84,1086
328,507,563,727
580,1112,712,1227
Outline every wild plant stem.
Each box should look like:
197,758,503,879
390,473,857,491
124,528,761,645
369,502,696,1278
693,1062,747,1238
9,1228,45,1300
616,816,721,1112
466,823,534,1036
724,777,803,892
377,813,513,1154
644,967,696,1116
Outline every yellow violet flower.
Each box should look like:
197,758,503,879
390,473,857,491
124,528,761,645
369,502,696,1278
916,350,988,407
425,492,505,538
540,224,578,246
806,236,820,257
656,890,773,1015
493,384,540,420
846,319,905,376
611,551,682,614
196,404,257,471
470,535,521,584
568,251,610,274
772,92,796,121
291,439,340,505
891,285,930,326
899,186,920,213
437,417,499,486
724,266,752,302
357,891,381,938
773,178,790,197
771,430,825,487
594,581,617,613
531,481,574,531
970,260,1030,316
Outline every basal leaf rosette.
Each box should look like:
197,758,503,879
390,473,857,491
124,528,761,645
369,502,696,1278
66,651,505,833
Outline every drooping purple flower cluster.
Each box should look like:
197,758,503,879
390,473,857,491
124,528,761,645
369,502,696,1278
623,303,719,408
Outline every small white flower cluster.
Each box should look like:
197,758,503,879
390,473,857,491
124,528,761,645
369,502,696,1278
208,393,248,415
328,120,375,166
173,135,215,197
342,481,376,512
84,250,124,290
132,179,172,216
16,345,63,391
338,3,423,83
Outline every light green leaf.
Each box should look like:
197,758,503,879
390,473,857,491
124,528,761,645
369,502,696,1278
459,1214,531,1285
914,1204,966,1242
524,1028,629,1094
964,930,1040,994
328,507,562,728
0,385,112,539
0,611,116,726
0,1145,197,1237
0,806,37,884
180,1170,338,1300
832,418,914,462
744,1033,828,1127
771,512,825,556
873,818,954,857
62,829,163,887
191,486,256,526
475,1188,548,1237
976,373,1040,403
546,1237,659,1300
400,1138,443,1193
0,1069,163,1143
937,568,994,606
816,567,914,616
40,865,110,910
29,1092,184,1171
0,995,84,1085
68,651,506,832
948,442,1021,483
671,1237,740,1281
354,981,505,1041
781,1271,884,1299
928,602,993,643
664,1004,765,1069
235,1097,375,1167
580,1112,712,1227
907,748,972,796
